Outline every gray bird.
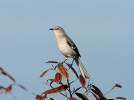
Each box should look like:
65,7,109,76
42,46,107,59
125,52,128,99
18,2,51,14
49,26,90,79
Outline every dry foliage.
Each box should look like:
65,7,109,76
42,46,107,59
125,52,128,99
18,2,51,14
38,61,126,100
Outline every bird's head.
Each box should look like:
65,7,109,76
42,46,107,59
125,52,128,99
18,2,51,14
49,26,65,34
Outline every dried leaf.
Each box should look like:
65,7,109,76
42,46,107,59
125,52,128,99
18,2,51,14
65,63,78,78
36,95,44,100
116,97,126,100
17,84,28,91
46,61,58,64
40,69,51,78
0,67,16,82
54,73,62,84
6,73,16,82
92,85,103,95
79,75,86,87
92,93,99,100
91,89,107,100
75,92,89,100
5,85,12,93
114,84,122,88
58,63,69,79
42,85,68,94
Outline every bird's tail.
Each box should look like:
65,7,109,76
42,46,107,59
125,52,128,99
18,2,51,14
75,57,90,79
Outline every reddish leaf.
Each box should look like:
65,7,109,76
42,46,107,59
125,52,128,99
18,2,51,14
91,89,107,100
79,75,86,87
17,84,28,91
6,74,16,82
58,63,69,79
54,73,62,84
65,63,78,78
92,85,103,95
46,61,58,64
116,97,126,100
0,67,16,82
114,84,122,88
36,95,44,100
40,69,51,78
92,93,99,100
75,92,89,100
5,85,12,93
42,85,68,94
70,97,77,100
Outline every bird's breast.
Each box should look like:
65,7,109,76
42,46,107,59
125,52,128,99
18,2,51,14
56,38,77,58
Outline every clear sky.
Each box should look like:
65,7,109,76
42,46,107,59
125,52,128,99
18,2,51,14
0,0,133,100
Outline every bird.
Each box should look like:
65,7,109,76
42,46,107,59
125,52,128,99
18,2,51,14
49,26,90,79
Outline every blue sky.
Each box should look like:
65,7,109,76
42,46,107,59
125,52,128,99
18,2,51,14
0,0,133,100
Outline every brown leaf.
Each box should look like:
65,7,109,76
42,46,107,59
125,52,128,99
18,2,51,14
54,73,62,84
46,61,58,64
58,63,69,79
92,93,99,100
65,63,78,78
91,89,107,100
36,95,44,100
42,85,68,94
75,92,89,100
40,69,51,78
17,84,28,91
0,67,16,82
116,97,126,100
79,75,86,87
92,85,103,95
114,84,122,88
7,74,16,82
5,85,12,93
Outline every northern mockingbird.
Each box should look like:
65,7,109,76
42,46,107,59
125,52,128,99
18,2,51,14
49,26,90,79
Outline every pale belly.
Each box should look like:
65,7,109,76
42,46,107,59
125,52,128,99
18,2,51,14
57,40,77,58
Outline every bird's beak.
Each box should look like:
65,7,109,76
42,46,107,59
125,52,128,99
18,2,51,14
49,28,53,30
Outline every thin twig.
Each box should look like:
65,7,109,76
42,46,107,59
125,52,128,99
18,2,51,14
104,86,115,96
71,58,75,67
67,79,72,98
70,78,78,84
14,96,17,100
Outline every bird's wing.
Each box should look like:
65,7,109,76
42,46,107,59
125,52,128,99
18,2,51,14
66,37,81,57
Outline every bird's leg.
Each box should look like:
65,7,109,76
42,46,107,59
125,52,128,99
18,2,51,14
62,57,68,63
71,58,75,67
67,57,75,70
